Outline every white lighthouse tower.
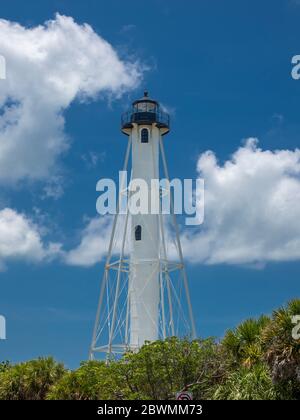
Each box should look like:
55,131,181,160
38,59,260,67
89,92,196,359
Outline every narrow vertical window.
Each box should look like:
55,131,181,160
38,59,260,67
135,225,142,241
141,128,149,143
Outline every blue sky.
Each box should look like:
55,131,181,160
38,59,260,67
0,0,300,368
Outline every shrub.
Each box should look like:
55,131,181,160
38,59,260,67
0,357,65,400
212,364,277,400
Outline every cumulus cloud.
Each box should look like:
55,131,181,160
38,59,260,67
0,208,61,269
65,216,114,266
64,214,129,267
0,14,141,183
181,139,300,265
65,140,300,268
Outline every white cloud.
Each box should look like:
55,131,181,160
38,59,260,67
0,208,61,269
65,216,114,267
0,14,141,184
64,214,129,267
181,139,300,265
65,140,300,268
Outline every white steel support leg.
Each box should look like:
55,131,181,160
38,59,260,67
124,286,130,348
159,135,197,339
107,206,130,356
89,137,132,360
158,203,175,337
89,268,108,360
159,269,166,339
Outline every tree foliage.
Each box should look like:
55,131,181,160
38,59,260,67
111,337,229,400
47,361,119,400
1,299,300,400
260,299,300,398
0,357,65,400
213,363,277,400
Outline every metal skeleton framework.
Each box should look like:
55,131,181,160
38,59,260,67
89,134,196,360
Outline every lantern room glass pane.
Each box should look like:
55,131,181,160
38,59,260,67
138,102,147,112
147,103,156,112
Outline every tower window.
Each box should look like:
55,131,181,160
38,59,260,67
141,128,149,143
135,225,142,241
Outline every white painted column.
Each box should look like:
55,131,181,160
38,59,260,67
129,124,160,348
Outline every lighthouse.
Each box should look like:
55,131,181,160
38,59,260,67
90,92,195,359
122,91,169,348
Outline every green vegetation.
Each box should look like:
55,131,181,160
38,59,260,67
0,357,65,400
1,299,300,400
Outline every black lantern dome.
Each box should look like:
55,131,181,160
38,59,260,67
121,91,170,135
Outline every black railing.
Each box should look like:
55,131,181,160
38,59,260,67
121,109,170,128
